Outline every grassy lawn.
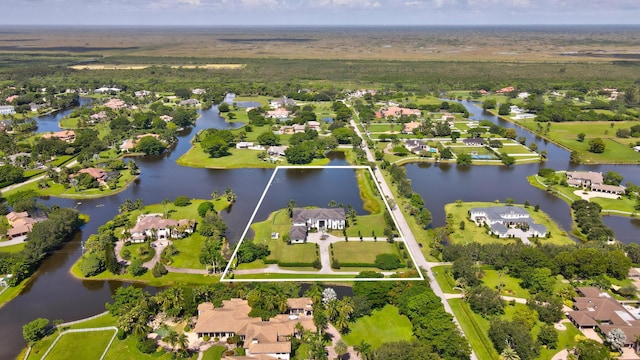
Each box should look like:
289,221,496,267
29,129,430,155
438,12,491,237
355,169,383,214
448,299,499,360
517,119,640,164
4,171,138,199
121,242,154,262
450,146,497,158
445,201,575,246
499,144,537,155
232,273,358,280
344,214,388,238
178,144,331,169
0,277,30,309
249,209,319,266
170,233,207,269
332,241,399,265
0,242,26,253
342,305,413,349
202,345,227,360
71,259,220,286
138,198,230,222
480,267,530,298
45,329,116,360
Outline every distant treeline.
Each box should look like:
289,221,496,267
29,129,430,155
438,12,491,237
2,55,640,92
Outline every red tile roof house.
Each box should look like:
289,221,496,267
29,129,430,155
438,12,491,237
126,214,195,243
567,287,640,348
42,130,76,143
194,298,315,360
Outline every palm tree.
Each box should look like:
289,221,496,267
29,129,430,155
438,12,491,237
211,190,219,200
334,340,348,360
635,334,640,354
500,345,520,360
287,199,296,218
176,332,189,356
354,340,372,360
163,330,179,351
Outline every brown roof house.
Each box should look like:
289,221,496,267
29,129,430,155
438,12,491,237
194,298,315,360
6,211,36,239
42,130,75,143
126,214,195,243
566,171,626,195
78,167,109,185
566,287,640,347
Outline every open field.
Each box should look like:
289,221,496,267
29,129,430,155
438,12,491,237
445,201,575,246
3,26,640,64
69,64,246,70
342,305,413,349
332,241,399,265
44,330,116,360
515,120,640,164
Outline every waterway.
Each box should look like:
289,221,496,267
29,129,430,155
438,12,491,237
1,98,640,358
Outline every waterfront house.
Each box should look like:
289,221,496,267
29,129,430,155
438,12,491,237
267,146,288,157
90,111,108,123
404,139,430,154
127,214,195,243
194,298,315,360
566,171,626,195
179,99,200,107
469,206,547,238
42,130,76,143
292,208,345,231
78,167,109,184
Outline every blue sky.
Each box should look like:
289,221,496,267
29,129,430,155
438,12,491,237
6,0,640,26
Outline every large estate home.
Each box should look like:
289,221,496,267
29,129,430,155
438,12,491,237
404,139,437,155
77,167,109,185
126,214,195,243
194,298,315,360
566,171,626,195
469,206,547,238
269,96,296,109
567,287,640,348
289,208,346,243
376,106,421,119
42,130,75,143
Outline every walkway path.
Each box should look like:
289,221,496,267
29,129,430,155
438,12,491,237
326,324,360,360
350,118,478,360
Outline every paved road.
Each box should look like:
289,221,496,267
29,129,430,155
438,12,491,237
351,118,479,360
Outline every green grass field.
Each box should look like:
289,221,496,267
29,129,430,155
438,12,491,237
44,329,116,360
479,267,531,298
332,241,399,265
342,305,413,349
0,242,26,253
517,120,640,164
499,144,538,155
202,345,226,360
444,201,575,246
169,233,207,269
120,242,154,262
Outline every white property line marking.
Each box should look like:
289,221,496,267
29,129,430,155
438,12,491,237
221,165,424,282
40,326,117,360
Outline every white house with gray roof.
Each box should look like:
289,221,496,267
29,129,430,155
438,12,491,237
469,206,547,239
289,208,346,243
